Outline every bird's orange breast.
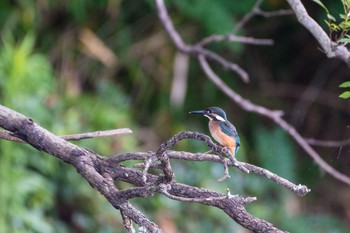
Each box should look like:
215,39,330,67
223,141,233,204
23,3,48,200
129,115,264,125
209,121,237,148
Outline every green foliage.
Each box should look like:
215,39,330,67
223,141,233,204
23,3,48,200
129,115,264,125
313,0,350,100
0,30,58,233
0,20,136,233
339,81,350,98
313,0,350,44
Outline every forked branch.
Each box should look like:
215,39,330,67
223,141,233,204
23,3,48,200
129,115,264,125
0,104,309,232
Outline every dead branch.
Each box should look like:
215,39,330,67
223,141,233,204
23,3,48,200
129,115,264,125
0,104,309,232
0,128,132,143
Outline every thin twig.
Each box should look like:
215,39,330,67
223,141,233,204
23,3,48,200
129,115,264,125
217,159,231,182
305,137,350,147
0,128,132,143
155,0,250,82
234,0,264,32
61,128,132,140
234,0,293,33
196,34,273,48
142,157,157,183
254,8,294,18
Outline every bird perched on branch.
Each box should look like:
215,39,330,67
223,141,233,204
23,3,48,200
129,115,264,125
189,107,240,158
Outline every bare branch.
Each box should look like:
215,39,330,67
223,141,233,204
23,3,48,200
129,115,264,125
196,34,273,48
254,8,294,18
305,137,350,147
155,0,250,82
0,105,309,232
166,149,310,197
60,128,132,140
217,159,231,182
112,132,311,197
233,0,292,33
0,128,132,143
0,105,161,232
234,0,264,32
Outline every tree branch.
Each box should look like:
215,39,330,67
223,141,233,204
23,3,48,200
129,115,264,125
155,0,254,82
0,105,161,232
0,104,309,232
305,137,350,148
0,128,132,143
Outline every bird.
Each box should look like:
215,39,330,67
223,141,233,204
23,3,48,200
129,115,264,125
189,107,240,158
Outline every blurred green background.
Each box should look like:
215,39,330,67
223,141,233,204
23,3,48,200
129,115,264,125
0,0,350,232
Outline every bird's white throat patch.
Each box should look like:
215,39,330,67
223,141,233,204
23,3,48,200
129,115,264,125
211,113,225,122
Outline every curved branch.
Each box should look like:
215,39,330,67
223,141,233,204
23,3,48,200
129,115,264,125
0,104,308,232
155,0,250,82
0,105,161,232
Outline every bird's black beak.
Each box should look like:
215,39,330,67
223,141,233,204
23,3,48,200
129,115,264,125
189,110,206,115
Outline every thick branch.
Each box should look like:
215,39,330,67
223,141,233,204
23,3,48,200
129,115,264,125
0,105,161,232
104,161,285,233
0,104,304,232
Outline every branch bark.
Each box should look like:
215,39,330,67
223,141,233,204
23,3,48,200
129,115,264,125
0,104,309,232
0,105,161,232
0,128,132,143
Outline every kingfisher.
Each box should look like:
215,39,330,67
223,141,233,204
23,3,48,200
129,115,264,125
189,107,240,158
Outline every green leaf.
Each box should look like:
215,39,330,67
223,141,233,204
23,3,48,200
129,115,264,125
329,22,341,31
312,0,329,13
339,21,350,29
337,38,350,43
339,81,350,87
339,91,350,99
338,39,350,43
327,13,336,22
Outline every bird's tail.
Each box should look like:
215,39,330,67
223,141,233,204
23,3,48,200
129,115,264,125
229,145,239,158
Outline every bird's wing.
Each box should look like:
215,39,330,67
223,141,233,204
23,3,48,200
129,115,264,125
220,121,240,145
